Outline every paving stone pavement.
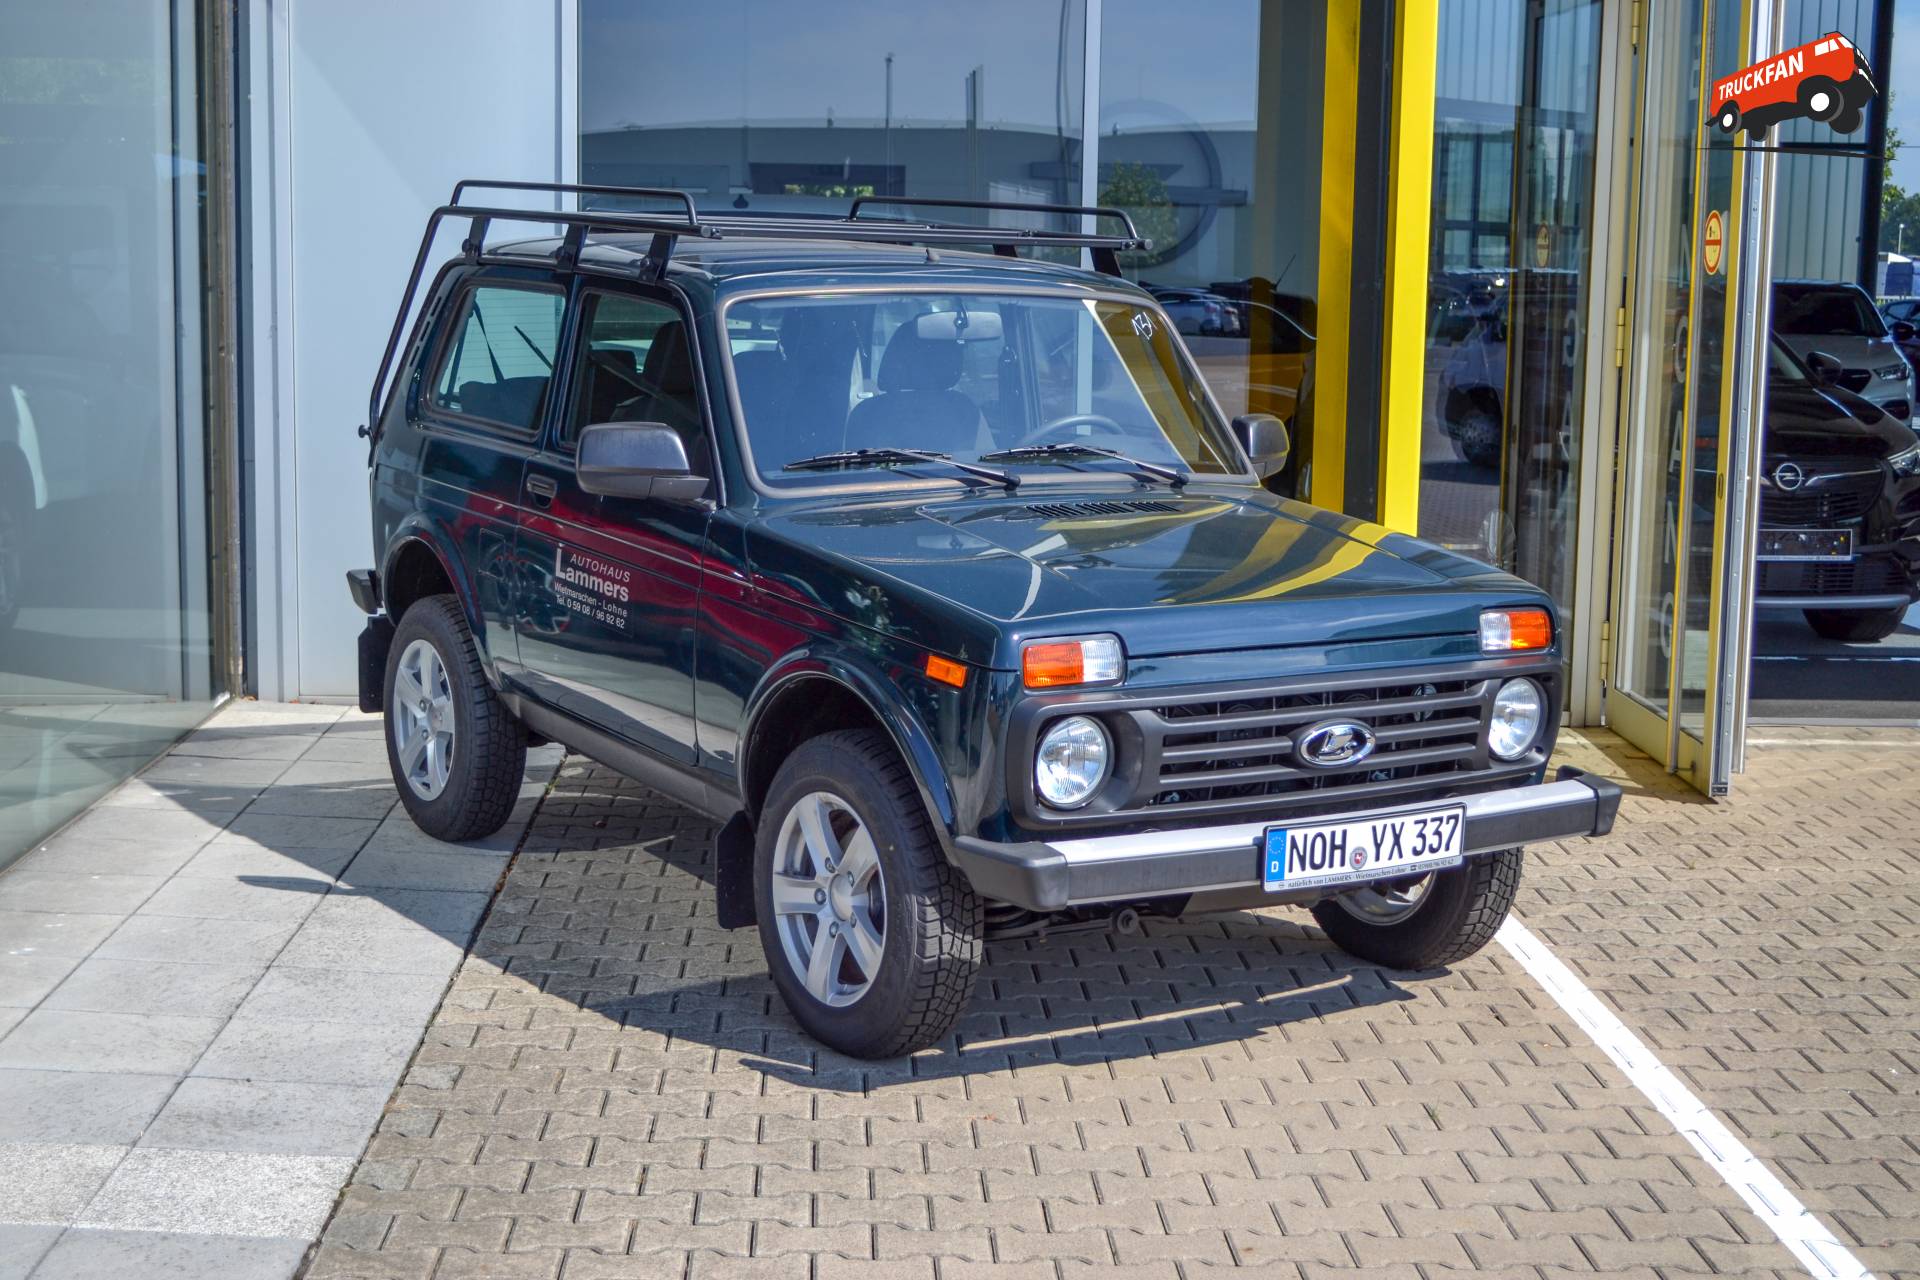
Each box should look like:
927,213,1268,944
0,702,557,1280
304,727,1920,1280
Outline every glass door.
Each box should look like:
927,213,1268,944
1607,0,1764,795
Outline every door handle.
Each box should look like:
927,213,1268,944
525,474,557,507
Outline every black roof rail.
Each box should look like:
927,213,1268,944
847,193,1142,242
364,180,1151,453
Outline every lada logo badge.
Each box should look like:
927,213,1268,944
1772,461,1806,491
1296,720,1377,769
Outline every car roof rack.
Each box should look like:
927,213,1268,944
366,180,1149,446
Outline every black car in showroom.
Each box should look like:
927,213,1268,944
1757,338,1920,641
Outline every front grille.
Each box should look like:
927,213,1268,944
1758,556,1906,596
1838,368,1873,393
1009,664,1553,829
1760,465,1882,524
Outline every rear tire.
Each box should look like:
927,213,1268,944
383,595,527,841
1309,849,1522,969
1804,606,1907,643
754,729,981,1058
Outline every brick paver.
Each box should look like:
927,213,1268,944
306,730,1920,1278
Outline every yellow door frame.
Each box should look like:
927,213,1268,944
1310,4,1359,514
1377,0,1438,533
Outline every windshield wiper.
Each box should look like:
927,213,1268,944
781,447,1017,489
979,442,1187,487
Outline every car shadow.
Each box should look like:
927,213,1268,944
101,722,1485,1082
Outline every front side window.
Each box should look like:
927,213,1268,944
429,285,564,432
725,292,1240,486
566,291,707,475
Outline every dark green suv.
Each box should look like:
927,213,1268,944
350,181,1620,1058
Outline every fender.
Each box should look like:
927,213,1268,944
740,644,960,839
379,518,502,681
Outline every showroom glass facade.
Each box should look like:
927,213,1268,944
1418,0,1606,646
0,1,227,869
580,0,1331,498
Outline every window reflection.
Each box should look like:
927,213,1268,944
0,1,220,868
1101,0,1326,498
581,2,1331,500
1420,0,1603,649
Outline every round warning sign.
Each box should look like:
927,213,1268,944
1703,210,1724,276
1534,223,1552,268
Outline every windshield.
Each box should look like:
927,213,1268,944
1773,285,1886,337
724,292,1242,484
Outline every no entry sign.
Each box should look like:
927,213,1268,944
1703,210,1724,275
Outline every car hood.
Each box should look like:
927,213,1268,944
1776,331,1905,374
1768,380,1916,457
746,485,1546,667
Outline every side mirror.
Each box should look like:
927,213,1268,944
1893,320,1916,342
1805,351,1844,386
576,422,707,501
1232,413,1290,479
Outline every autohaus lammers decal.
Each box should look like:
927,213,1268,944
553,546,631,628
1710,31,1876,137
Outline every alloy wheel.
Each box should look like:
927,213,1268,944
392,637,456,800
1335,872,1436,925
769,791,887,1008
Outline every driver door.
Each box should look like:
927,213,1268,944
513,285,713,764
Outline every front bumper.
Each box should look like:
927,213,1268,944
950,766,1622,912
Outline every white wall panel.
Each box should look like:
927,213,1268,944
274,0,565,696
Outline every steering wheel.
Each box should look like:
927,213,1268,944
1017,413,1127,449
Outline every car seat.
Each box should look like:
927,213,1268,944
842,321,985,455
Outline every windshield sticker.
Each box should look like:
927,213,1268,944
553,547,632,629
1131,310,1155,340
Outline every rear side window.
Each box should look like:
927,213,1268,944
429,284,565,433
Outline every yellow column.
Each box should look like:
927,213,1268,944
1376,0,1439,532
1310,3,1359,513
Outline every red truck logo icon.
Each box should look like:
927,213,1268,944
1711,32,1875,136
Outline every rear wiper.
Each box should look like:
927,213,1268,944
781,447,1017,489
979,442,1187,487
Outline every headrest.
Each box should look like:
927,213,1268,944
641,321,695,394
779,308,860,363
878,322,964,392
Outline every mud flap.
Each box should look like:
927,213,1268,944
357,616,395,714
714,811,757,928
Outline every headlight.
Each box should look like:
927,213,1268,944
1488,678,1545,761
1035,715,1110,808
1877,363,1911,381
1890,443,1920,477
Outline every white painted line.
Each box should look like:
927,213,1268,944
1496,917,1872,1280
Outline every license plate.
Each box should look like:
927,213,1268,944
1263,805,1465,893
1756,527,1854,561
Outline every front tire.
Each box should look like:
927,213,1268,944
754,729,981,1058
1804,605,1907,643
1309,849,1522,969
383,595,526,841
1715,102,1741,134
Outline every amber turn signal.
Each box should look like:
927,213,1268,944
1479,607,1552,652
1021,634,1124,688
924,653,968,688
